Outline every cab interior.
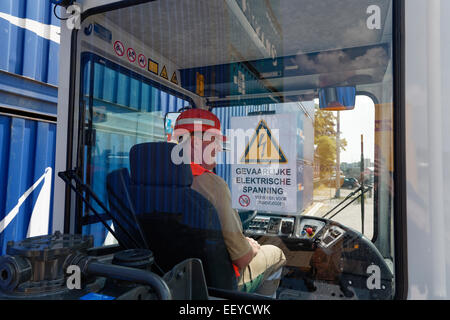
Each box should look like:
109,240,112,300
66,0,396,300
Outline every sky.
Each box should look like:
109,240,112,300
336,95,375,164
315,95,375,164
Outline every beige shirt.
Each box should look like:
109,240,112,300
191,173,252,261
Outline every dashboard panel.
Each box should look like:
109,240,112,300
246,216,295,236
244,214,394,300
319,225,345,248
245,215,328,243
297,218,326,241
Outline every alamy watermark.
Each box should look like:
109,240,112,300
367,5,382,30
169,124,282,168
366,264,386,290
66,265,81,290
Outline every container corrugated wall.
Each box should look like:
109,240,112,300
0,0,59,254
0,116,56,254
0,0,60,86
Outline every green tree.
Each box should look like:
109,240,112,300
314,106,347,179
316,135,336,178
314,108,337,143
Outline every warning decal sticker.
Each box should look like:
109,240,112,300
160,65,169,80
148,59,159,74
126,47,136,62
113,40,125,56
171,72,178,85
138,54,147,68
231,114,298,214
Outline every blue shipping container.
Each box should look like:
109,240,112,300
0,0,60,253
0,0,60,86
0,115,56,254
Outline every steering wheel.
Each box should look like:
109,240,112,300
239,210,258,229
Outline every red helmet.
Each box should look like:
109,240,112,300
173,109,227,141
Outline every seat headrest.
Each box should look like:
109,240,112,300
129,142,193,187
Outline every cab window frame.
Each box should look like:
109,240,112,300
75,52,194,233
64,0,408,300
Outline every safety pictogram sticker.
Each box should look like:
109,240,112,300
138,54,147,68
114,40,125,56
148,59,159,74
240,119,288,164
160,65,168,80
239,195,250,207
127,47,136,63
171,72,178,85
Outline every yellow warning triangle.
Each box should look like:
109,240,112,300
171,72,178,85
160,65,168,79
240,120,288,164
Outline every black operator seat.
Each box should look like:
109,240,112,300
106,142,237,291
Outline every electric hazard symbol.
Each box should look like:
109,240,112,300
160,65,169,80
240,119,288,164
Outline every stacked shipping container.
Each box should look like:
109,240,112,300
0,0,59,254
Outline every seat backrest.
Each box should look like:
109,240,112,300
111,142,237,290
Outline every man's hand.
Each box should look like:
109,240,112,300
232,237,261,270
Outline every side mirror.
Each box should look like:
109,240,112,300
319,87,356,111
164,112,181,142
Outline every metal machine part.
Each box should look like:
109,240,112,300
112,249,154,270
0,232,213,300
82,259,172,300
0,232,97,297
163,258,209,300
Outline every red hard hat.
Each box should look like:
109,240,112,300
174,109,227,141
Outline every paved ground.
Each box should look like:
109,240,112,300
305,185,374,239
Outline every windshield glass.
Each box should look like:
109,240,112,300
76,0,395,300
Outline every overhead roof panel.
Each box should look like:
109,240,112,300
104,0,391,69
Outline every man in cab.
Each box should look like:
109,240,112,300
173,108,286,297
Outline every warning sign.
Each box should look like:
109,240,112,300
160,65,169,80
148,59,159,74
231,114,298,214
127,47,136,63
171,72,178,85
239,195,251,207
138,54,147,68
241,119,287,164
113,40,125,57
